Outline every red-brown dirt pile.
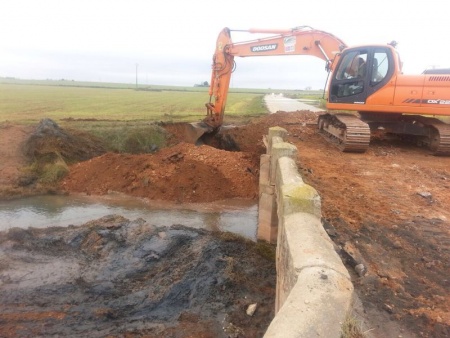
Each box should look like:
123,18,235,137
61,142,260,203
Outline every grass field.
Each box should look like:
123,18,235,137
0,82,270,124
0,79,324,155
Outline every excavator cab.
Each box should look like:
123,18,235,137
200,26,450,154
328,46,394,105
324,44,450,154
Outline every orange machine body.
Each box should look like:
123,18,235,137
205,26,347,127
327,44,450,117
204,27,450,129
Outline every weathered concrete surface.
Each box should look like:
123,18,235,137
276,156,321,218
264,267,354,338
266,127,288,155
260,127,354,337
258,154,277,243
270,142,297,185
274,213,352,312
282,213,350,278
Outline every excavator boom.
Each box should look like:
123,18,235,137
204,26,346,129
196,26,450,154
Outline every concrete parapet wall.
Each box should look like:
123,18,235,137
260,128,354,337
276,156,321,218
257,154,277,242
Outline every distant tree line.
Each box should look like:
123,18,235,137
194,81,209,87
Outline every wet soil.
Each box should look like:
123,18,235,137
1,113,450,337
0,215,275,337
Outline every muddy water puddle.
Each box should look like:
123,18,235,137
0,194,257,239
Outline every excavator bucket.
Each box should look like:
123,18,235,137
184,122,215,145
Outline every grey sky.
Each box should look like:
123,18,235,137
1,0,448,89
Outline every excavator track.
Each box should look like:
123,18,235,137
427,121,450,155
318,113,371,153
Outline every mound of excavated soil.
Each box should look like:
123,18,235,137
60,142,260,203
0,123,33,187
24,118,105,162
0,119,106,199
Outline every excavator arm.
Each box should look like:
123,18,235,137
204,26,347,128
197,26,450,155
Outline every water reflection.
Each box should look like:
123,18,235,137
0,194,257,240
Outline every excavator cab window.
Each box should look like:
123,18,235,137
371,51,389,84
329,46,395,104
333,51,368,98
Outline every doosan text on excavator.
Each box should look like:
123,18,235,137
193,26,450,155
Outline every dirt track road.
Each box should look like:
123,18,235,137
263,94,324,113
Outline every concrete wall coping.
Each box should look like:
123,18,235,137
282,213,350,279
264,266,354,338
261,127,354,337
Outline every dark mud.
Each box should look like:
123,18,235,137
0,215,276,338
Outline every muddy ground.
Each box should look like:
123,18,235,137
0,215,275,338
1,112,449,337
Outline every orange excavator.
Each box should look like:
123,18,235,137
195,26,450,154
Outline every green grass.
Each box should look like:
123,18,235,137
0,82,273,125
0,84,203,122
92,125,168,153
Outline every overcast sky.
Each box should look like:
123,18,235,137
1,0,448,89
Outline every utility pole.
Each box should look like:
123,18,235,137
136,63,138,89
